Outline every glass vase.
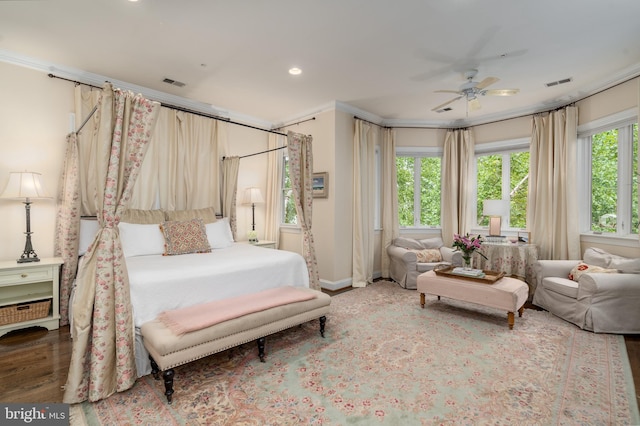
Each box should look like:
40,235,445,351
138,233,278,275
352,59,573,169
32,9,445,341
462,255,473,270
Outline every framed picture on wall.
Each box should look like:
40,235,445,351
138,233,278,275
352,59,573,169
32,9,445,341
312,172,328,198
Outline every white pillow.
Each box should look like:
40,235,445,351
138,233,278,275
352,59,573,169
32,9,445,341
205,218,234,249
118,222,165,257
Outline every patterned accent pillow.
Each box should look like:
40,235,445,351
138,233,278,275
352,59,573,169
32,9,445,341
568,262,618,282
409,249,442,263
160,218,211,256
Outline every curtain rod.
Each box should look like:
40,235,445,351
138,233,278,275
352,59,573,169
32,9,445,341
223,144,288,161
48,73,288,137
76,105,97,134
354,116,390,129
272,116,316,130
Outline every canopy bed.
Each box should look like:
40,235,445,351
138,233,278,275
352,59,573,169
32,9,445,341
55,83,320,404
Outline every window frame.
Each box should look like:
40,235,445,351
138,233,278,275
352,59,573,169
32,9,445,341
472,138,530,233
577,108,638,244
395,146,443,231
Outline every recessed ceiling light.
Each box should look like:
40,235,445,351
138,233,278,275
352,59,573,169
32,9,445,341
288,67,302,76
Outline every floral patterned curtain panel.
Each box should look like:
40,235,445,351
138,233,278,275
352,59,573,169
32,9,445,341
63,83,160,403
54,133,81,326
287,131,320,290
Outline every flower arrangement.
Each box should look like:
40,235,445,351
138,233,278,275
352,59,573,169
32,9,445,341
452,233,487,267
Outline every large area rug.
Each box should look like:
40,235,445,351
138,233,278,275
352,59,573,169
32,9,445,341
70,281,639,425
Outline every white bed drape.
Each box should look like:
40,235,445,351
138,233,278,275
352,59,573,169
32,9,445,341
352,119,377,287
528,106,580,260
222,156,240,240
380,128,398,278
441,129,475,246
64,83,160,403
265,133,286,247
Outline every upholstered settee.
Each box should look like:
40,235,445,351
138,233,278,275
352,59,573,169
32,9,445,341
533,247,640,333
387,237,462,290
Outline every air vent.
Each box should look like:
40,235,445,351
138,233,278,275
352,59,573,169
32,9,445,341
545,77,572,88
162,78,186,88
435,107,453,113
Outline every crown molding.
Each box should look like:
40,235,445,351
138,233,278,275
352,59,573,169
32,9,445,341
0,49,276,130
3,49,639,132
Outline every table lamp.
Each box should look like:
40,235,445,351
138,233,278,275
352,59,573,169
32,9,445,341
242,187,264,243
483,199,508,237
0,171,51,263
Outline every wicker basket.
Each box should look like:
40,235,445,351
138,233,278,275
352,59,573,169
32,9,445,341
0,299,51,326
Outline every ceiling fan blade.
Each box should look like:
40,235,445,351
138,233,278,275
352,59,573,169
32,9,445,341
475,76,499,90
469,98,482,111
431,96,463,111
484,88,519,96
434,90,461,94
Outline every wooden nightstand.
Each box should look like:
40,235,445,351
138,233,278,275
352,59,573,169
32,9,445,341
0,257,64,337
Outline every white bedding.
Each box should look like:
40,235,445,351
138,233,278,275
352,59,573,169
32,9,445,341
126,243,309,328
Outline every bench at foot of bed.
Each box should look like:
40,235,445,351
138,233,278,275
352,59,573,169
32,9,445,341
140,287,331,404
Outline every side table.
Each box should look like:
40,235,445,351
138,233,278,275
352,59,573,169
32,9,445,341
0,257,64,336
472,243,538,300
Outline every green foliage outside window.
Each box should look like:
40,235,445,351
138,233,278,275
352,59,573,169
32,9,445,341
420,157,441,226
396,157,415,227
591,124,640,234
396,156,441,227
282,157,297,225
476,152,529,229
591,130,618,232
476,155,502,226
509,151,529,229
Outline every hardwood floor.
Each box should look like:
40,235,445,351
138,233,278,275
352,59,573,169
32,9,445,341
1,324,639,407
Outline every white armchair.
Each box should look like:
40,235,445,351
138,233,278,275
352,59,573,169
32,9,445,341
387,237,462,290
533,247,640,333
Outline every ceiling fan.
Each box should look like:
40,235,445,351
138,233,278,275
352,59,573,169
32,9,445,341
431,69,519,112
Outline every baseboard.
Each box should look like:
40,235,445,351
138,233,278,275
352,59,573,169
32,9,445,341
320,270,382,291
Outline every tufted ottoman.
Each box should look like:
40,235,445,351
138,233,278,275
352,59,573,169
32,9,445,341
417,270,528,329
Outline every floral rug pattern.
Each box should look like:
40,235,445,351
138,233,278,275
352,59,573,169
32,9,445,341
71,281,639,425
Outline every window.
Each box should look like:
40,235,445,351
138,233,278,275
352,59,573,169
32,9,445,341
281,155,297,225
396,150,441,228
580,120,638,236
475,144,529,230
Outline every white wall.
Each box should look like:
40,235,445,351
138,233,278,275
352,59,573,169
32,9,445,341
0,62,73,261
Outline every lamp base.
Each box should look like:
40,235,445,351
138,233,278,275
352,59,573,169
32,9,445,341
17,230,40,263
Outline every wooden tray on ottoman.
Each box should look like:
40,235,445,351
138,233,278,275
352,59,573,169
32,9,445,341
433,265,504,284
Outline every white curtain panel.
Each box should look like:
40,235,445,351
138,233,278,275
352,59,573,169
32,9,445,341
221,156,240,239
265,133,286,246
75,85,101,215
528,106,580,260
638,79,640,240
441,129,475,247
352,119,377,287
380,128,398,278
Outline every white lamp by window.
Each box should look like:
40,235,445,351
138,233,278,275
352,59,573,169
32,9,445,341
0,172,51,263
483,199,508,237
242,187,264,243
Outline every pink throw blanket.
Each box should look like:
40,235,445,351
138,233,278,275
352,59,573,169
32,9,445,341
157,286,316,335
